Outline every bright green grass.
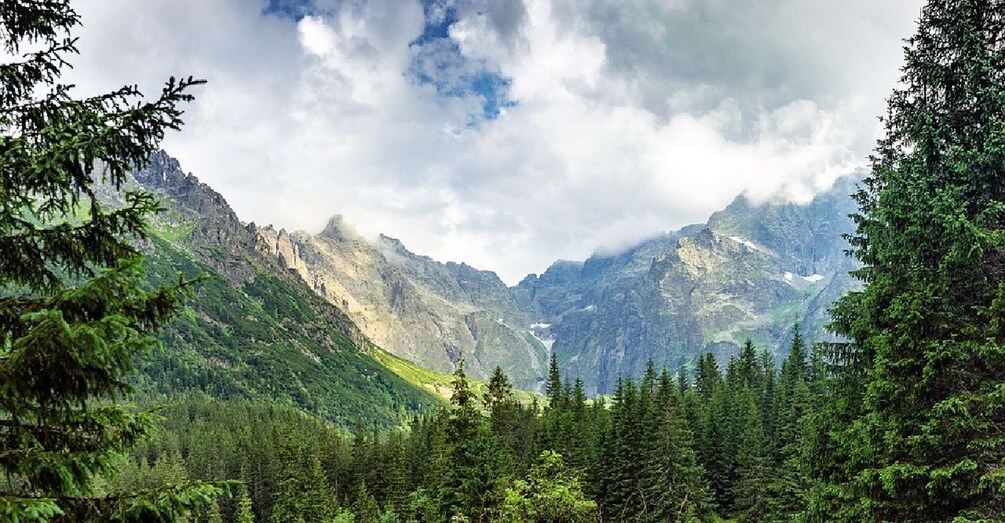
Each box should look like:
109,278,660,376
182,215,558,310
372,347,543,407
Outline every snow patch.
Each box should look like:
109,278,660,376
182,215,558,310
728,236,762,252
784,272,794,281
802,274,825,282
529,322,551,330
527,330,554,351
581,304,597,312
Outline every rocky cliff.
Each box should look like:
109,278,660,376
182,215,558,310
255,216,547,390
516,176,861,394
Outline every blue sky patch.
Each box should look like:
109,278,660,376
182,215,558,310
408,0,516,122
263,0,515,123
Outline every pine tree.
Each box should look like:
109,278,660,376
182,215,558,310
651,373,711,522
436,361,509,521
821,0,1005,520
235,486,255,523
545,353,564,408
0,1,222,521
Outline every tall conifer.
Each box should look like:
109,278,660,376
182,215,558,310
823,1,1005,519
0,1,222,520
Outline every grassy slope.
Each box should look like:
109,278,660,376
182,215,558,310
372,347,542,406
134,234,441,429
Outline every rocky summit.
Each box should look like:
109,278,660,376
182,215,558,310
517,177,860,394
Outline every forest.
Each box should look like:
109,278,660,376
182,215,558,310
2,0,1005,521
106,331,825,523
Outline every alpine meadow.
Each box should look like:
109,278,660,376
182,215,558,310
2,1,1005,522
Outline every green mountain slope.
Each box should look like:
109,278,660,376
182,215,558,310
371,347,541,406
125,152,441,428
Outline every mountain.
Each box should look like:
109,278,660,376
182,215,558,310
516,177,861,394
251,165,860,395
123,151,441,427
133,149,861,397
256,217,548,390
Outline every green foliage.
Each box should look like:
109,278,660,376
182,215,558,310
116,324,833,523
816,1,1005,520
500,451,597,523
0,1,229,520
270,443,335,523
235,486,255,523
434,362,510,521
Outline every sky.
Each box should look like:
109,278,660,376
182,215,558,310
68,0,924,284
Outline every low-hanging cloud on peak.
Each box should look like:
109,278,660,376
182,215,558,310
67,0,923,284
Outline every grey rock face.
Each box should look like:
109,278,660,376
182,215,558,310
518,176,861,394
253,220,548,390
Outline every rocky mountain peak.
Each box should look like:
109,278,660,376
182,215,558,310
320,214,361,242
376,234,409,254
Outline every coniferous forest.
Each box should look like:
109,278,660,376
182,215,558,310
104,334,824,523
3,0,1005,521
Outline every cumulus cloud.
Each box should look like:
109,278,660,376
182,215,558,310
67,0,922,283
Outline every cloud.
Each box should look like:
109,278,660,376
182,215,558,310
66,0,923,284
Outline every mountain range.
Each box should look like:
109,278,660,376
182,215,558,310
129,150,861,405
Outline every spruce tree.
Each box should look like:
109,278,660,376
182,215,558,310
379,432,409,517
235,486,255,523
0,1,222,521
824,0,1005,519
544,353,563,407
437,361,508,521
270,443,334,523
731,387,772,522
351,483,381,523
651,373,711,522
484,366,513,415
694,353,721,402
604,378,645,521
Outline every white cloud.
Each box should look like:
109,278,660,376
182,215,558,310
298,16,337,56
67,0,923,284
